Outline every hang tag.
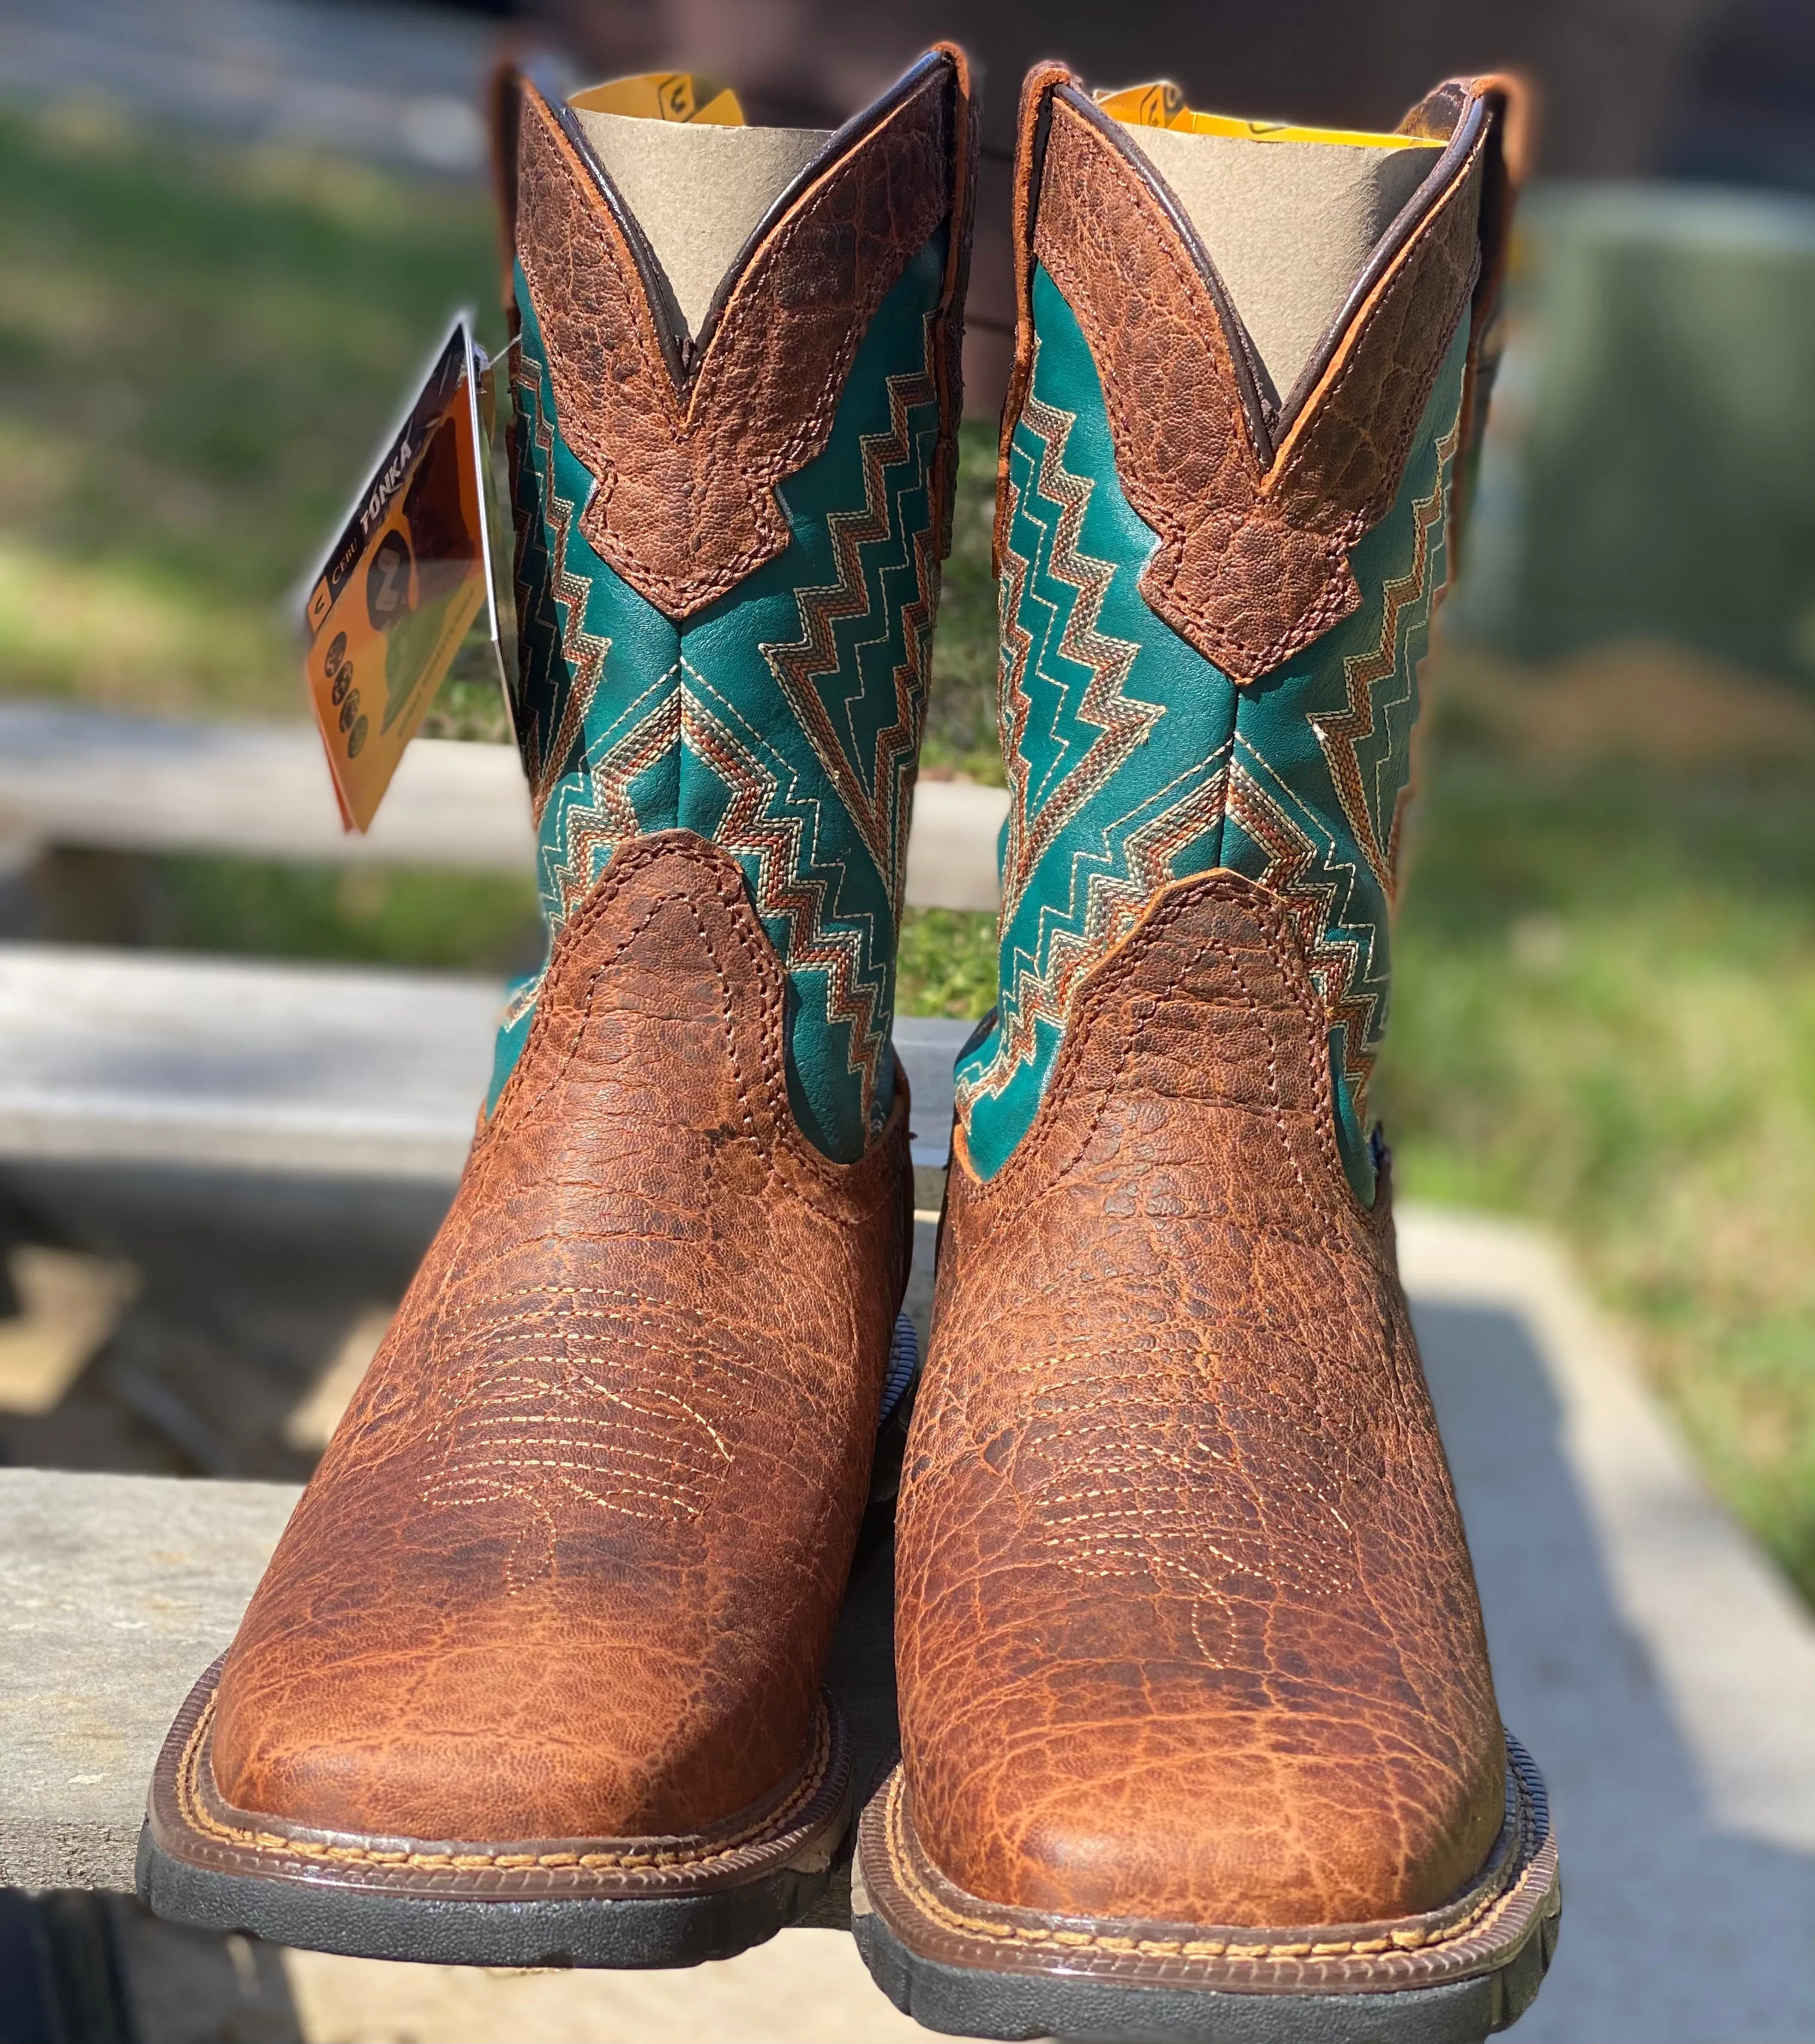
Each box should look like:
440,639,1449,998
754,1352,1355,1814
301,318,507,833
567,71,745,125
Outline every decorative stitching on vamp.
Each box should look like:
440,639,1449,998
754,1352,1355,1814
182,1690,834,1874
879,1765,1534,1964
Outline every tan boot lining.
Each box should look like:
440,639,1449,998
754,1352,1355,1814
573,108,831,340
1120,122,1437,406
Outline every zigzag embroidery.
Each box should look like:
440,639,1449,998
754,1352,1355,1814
1226,753,1385,1106
497,680,678,1038
511,345,610,826
996,379,1155,927
761,339,941,913
515,668,892,1130
494,297,941,1149
681,670,892,1131
497,975,540,1036
1311,407,1463,899
956,757,1230,1117
540,681,678,924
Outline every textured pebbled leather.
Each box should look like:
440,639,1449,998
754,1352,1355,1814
212,835,912,1841
895,872,1505,1928
1005,72,1518,683
513,52,968,620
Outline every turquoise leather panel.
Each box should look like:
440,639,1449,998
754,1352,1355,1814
492,231,949,1160
953,264,1238,1177
956,262,1469,1201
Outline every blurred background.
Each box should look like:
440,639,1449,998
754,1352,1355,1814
1,0,1813,2039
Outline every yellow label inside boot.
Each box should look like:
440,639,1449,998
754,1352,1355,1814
1096,81,1440,152
568,73,745,126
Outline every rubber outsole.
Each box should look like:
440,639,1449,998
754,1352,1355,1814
851,1903,1557,2043
852,1733,1561,2043
136,1821,832,1970
138,1657,851,1970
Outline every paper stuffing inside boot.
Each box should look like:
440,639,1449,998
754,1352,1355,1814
570,79,831,342
1106,88,1443,409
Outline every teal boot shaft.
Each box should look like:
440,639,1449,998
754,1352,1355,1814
958,71,1526,1201
492,53,975,1161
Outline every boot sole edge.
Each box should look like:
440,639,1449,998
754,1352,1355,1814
851,1731,1561,2043
136,1824,834,1968
137,1656,850,1969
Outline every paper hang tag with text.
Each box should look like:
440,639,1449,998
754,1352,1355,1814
302,318,507,833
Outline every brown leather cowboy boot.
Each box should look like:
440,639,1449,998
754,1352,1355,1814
140,47,975,1967
855,67,1560,2042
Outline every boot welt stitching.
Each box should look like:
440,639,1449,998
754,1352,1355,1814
176,1688,833,1872
878,1761,1533,1962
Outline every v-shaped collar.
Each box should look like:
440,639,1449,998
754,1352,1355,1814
1051,82,1490,473
543,50,955,399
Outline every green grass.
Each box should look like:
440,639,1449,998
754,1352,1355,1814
148,855,543,975
4,103,1812,1605
897,906,997,1019
1379,692,1815,1602
923,423,1005,783
0,101,502,717
134,855,1004,1015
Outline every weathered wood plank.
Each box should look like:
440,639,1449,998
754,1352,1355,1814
0,707,536,875
0,707,1009,910
0,1469,301,1893
0,949,969,1178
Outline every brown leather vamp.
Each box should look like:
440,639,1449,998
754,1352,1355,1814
894,872,1505,1928
211,835,912,1842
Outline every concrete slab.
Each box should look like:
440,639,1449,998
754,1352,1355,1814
901,780,1008,914
115,1907,932,2043
0,948,971,1179
1400,1205,1815,2044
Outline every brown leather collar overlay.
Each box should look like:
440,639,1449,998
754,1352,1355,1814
1400,73,1534,577
510,48,972,621
999,70,1529,684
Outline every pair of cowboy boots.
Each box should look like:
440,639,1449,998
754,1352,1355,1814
140,46,1559,2042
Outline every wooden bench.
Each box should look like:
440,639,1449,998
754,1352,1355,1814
0,703,986,1186
0,704,1009,912
0,945,970,1184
